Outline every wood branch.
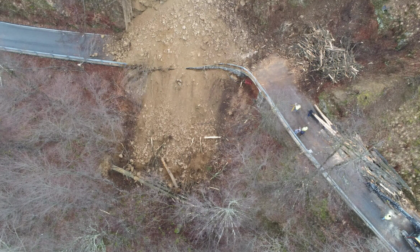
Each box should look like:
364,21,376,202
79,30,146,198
111,166,139,181
204,136,221,139
200,137,203,153
100,209,111,215
313,114,337,135
161,157,178,188
380,183,397,198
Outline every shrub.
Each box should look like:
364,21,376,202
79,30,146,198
176,191,247,247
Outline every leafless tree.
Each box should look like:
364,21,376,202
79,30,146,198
0,55,125,251
175,189,249,248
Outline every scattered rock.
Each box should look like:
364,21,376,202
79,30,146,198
123,40,131,48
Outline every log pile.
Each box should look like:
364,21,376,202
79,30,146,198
344,135,410,204
297,27,360,83
315,107,413,204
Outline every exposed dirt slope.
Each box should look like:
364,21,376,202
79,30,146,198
111,0,254,188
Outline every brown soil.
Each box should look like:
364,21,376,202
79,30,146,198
108,0,257,189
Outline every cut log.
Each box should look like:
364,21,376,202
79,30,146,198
313,114,337,135
314,104,333,127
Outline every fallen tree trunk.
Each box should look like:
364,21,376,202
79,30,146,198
110,165,188,201
111,165,173,196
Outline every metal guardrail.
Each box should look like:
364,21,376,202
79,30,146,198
0,46,127,67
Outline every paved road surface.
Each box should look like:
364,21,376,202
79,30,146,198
254,56,415,251
0,22,112,61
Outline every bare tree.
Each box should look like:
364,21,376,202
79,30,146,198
61,223,106,252
0,55,125,251
175,189,248,248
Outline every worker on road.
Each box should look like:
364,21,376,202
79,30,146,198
292,103,301,112
382,214,392,220
300,127,308,135
308,109,319,123
308,109,314,117
294,127,308,136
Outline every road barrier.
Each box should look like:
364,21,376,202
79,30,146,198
0,46,127,67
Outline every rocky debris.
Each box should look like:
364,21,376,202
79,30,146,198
105,0,250,65
107,0,253,187
106,37,132,60
131,102,219,186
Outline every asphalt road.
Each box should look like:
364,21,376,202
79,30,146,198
0,22,111,60
254,56,415,252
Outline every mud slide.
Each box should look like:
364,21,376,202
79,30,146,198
109,0,254,188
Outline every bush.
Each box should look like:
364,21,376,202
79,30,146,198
62,224,106,252
176,190,248,248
